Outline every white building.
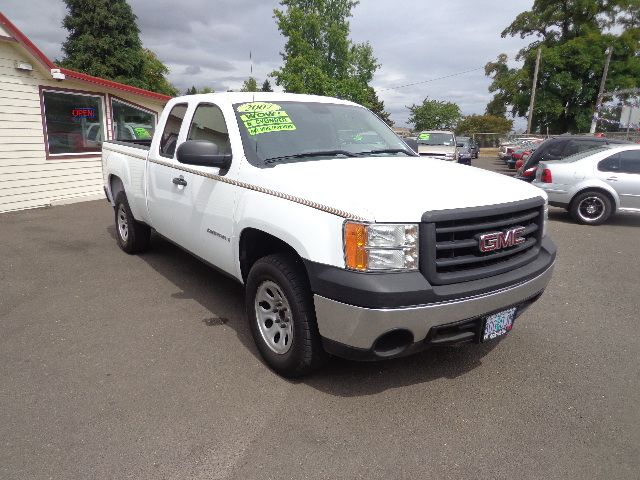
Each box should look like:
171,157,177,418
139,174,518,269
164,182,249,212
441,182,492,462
0,13,170,213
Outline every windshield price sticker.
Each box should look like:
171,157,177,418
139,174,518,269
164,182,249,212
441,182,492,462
238,102,296,135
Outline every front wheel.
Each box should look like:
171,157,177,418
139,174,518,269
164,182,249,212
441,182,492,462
245,254,327,377
569,191,612,225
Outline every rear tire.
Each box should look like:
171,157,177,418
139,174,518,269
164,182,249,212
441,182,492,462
245,254,327,377
569,191,612,225
114,192,151,253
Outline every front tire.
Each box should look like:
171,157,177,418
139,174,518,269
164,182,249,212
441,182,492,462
114,192,151,253
569,191,612,225
245,254,327,377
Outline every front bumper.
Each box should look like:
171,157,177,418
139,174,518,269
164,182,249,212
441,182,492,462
308,237,556,360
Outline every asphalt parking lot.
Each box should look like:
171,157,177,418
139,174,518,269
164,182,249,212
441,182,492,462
1,156,639,480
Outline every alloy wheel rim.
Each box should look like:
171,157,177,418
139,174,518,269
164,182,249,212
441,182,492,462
117,205,129,242
578,196,605,221
255,280,293,355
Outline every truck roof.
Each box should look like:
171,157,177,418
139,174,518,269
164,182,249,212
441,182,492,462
171,91,360,107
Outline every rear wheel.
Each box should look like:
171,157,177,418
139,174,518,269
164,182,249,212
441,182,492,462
245,254,327,377
114,192,151,253
570,191,612,225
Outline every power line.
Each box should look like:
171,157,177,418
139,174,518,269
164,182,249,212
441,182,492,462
378,67,485,91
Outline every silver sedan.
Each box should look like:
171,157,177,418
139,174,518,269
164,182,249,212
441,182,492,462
533,144,640,225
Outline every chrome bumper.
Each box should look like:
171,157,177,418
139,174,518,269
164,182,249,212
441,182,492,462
313,263,554,350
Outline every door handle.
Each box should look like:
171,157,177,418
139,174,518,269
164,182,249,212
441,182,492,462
606,176,618,182
172,176,187,187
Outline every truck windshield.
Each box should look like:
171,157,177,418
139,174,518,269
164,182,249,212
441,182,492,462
233,101,415,166
417,133,454,146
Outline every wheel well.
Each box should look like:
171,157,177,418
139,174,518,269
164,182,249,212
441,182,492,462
109,175,125,204
239,228,303,283
571,187,617,213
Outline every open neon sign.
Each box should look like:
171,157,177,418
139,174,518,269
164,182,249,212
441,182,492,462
71,108,96,118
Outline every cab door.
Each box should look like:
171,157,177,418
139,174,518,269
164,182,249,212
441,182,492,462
178,102,239,276
146,102,200,252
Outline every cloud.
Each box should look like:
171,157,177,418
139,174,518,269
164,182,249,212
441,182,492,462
2,0,534,125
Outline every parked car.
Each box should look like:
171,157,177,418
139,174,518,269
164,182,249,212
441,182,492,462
516,135,631,182
417,130,458,161
533,144,640,225
456,137,473,165
469,138,480,158
102,92,556,376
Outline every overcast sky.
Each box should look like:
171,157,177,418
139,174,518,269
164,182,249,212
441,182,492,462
2,0,535,127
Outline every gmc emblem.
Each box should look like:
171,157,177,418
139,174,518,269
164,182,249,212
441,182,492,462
479,227,526,253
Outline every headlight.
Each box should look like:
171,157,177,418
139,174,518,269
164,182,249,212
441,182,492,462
343,222,419,272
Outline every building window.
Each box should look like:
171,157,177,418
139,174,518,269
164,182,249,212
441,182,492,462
111,98,156,141
42,89,105,156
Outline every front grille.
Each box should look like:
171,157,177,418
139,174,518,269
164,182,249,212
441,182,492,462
420,198,544,285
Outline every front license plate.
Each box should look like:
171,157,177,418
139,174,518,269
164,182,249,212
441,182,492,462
482,307,517,341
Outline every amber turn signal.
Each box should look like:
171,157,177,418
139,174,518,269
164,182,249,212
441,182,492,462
344,222,368,271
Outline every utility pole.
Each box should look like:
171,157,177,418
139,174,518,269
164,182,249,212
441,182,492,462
590,47,613,134
527,47,542,135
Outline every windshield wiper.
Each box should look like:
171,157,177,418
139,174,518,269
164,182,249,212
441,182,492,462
352,148,416,157
264,150,356,164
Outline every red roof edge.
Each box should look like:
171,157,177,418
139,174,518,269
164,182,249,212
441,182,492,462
0,12,171,102
60,68,171,102
0,11,55,69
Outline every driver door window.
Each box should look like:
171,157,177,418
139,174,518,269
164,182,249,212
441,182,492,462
187,103,231,155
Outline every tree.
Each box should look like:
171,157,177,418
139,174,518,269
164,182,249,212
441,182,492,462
455,114,513,136
486,0,640,133
141,49,178,96
272,0,390,120
407,98,462,131
60,0,177,96
185,86,215,95
241,77,259,92
367,87,393,126
261,79,273,92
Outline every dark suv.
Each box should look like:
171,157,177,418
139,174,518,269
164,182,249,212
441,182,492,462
515,135,631,182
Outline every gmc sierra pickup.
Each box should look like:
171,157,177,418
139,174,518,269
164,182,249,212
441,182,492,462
102,92,556,377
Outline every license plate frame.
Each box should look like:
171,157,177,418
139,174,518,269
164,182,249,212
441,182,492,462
482,307,517,342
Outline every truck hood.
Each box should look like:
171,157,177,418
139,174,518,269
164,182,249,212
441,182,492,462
240,156,546,222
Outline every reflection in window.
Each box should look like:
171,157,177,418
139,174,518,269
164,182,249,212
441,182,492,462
160,104,188,158
42,90,104,155
112,99,156,141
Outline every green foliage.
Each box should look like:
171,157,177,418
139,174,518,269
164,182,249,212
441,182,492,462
455,114,513,135
407,98,462,131
367,87,393,126
272,0,391,120
241,77,259,92
141,49,178,96
261,79,273,92
184,86,215,95
487,0,640,133
60,0,177,96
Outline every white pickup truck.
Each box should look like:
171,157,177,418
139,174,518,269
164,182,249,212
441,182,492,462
102,92,556,377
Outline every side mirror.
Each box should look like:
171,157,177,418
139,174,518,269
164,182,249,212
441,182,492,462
176,140,232,169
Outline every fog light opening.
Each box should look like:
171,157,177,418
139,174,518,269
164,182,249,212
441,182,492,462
373,329,414,357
